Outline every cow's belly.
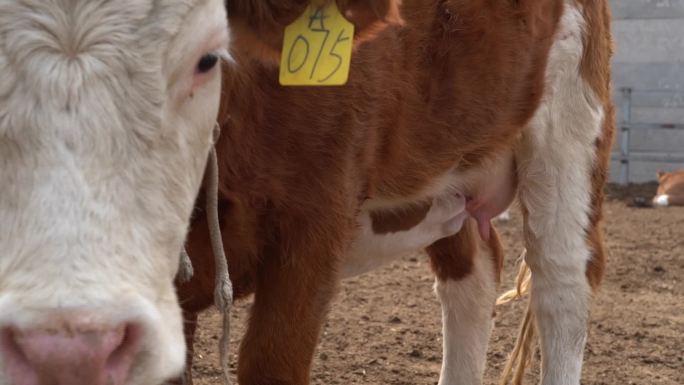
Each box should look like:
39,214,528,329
341,149,515,278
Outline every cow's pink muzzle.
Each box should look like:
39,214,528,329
0,316,141,385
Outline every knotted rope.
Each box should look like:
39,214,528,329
177,248,194,284
496,249,535,385
205,125,234,385
176,123,233,385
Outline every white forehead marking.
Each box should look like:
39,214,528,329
0,0,226,163
0,0,208,131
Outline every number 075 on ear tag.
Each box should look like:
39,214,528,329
279,1,355,86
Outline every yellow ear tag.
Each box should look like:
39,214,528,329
279,1,355,86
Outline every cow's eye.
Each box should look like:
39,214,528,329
196,53,219,74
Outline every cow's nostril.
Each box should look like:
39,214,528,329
0,327,39,385
106,323,143,376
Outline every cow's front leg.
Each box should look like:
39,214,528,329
514,2,613,383
237,210,353,385
182,310,200,385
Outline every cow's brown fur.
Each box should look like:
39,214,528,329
177,1,613,384
429,218,503,284
370,201,430,233
577,0,615,289
226,0,403,65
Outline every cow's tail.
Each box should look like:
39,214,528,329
496,250,535,385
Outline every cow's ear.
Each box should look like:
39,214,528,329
338,0,403,45
656,170,666,180
227,0,402,64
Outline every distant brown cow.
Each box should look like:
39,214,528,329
653,170,684,207
178,1,615,385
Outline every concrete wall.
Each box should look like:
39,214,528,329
609,0,684,183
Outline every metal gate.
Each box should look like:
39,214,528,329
613,88,684,185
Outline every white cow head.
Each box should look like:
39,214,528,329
0,1,229,384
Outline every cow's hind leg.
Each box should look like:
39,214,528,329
428,219,503,385
515,2,613,384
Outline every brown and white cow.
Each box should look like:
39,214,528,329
0,1,232,384
653,170,684,207
179,0,615,384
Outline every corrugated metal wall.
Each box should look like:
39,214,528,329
609,0,684,182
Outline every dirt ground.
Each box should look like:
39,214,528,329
191,184,683,385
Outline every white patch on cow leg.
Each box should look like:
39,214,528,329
342,194,467,278
515,3,604,385
653,194,669,207
435,251,496,385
